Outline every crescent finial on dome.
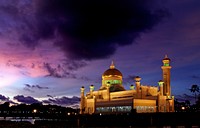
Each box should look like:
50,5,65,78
110,60,115,69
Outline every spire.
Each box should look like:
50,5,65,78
110,60,115,69
163,54,171,62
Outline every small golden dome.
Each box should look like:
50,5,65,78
163,55,171,61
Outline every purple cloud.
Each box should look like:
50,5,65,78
43,62,77,78
34,0,169,60
13,95,41,104
0,94,9,101
0,94,17,105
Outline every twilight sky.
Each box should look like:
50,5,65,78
0,0,200,106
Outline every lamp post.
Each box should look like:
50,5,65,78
32,109,37,119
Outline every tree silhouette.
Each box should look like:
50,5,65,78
189,84,200,103
185,100,190,107
196,94,200,109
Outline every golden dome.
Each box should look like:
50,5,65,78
102,61,123,77
103,68,122,77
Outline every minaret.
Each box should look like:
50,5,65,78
80,86,85,114
134,76,141,94
161,55,172,96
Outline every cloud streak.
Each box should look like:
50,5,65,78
42,96,80,106
0,94,80,106
24,84,49,92
43,62,77,78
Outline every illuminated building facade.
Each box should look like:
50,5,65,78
80,55,174,114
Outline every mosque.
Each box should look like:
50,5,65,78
80,55,174,114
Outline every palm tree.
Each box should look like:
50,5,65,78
189,85,200,103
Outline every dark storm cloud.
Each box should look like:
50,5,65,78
0,0,37,45
1,0,168,60
42,96,80,106
13,95,41,104
33,0,168,60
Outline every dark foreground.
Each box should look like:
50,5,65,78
0,112,200,127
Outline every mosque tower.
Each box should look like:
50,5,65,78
161,55,172,96
80,86,85,114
